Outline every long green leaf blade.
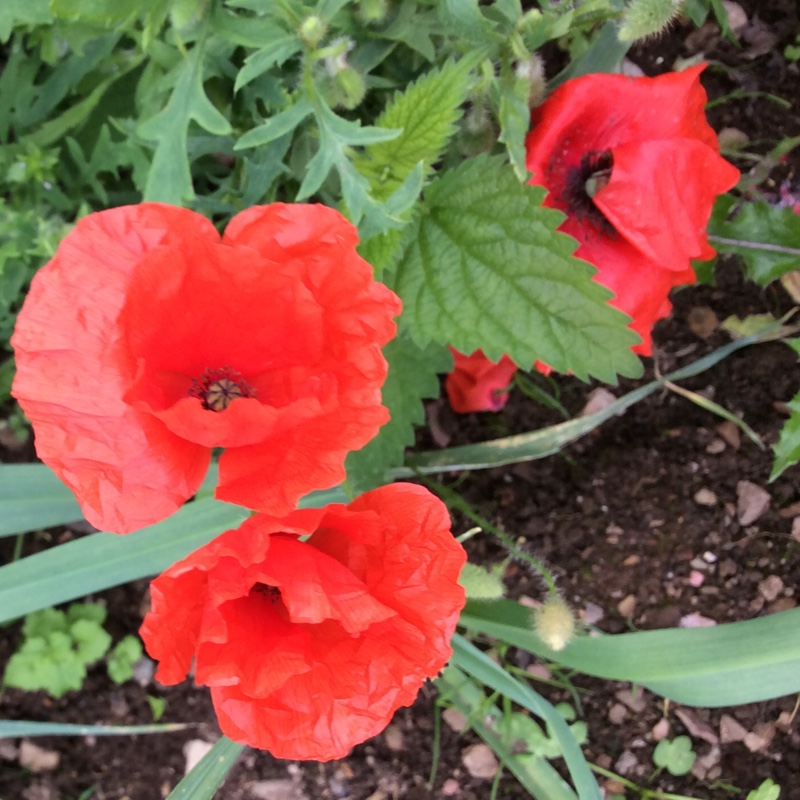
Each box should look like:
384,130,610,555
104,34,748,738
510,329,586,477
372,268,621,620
167,736,245,800
0,463,81,537
0,721,190,737
460,600,800,706
451,635,601,800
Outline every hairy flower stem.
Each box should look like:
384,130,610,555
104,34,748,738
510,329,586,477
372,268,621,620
422,477,558,594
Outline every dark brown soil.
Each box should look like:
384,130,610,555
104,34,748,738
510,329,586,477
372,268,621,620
2,3,800,799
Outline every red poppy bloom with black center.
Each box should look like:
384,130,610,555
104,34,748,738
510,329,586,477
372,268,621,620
139,483,466,761
11,203,401,533
525,65,739,355
445,348,552,414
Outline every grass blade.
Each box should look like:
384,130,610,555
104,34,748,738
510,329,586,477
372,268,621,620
166,736,245,800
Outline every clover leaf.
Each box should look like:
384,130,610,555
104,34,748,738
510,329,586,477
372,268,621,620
653,736,697,776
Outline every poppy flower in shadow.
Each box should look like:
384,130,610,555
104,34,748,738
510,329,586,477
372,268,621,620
445,348,552,414
11,203,401,533
525,65,739,354
139,483,466,761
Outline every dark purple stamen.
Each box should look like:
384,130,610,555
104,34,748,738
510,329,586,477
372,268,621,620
189,366,256,412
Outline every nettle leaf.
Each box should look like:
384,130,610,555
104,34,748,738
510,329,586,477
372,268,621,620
709,196,800,286
138,47,232,204
0,0,52,42
437,0,495,45
359,59,472,201
345,334,452,494
392,155,643,382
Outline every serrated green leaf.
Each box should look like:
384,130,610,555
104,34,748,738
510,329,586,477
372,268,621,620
358,227,405,279
771,391,800,480
345,334,451,493
107,635,144,684
359,59,472,200
138,47,233,204
0,0,52,41
709,198,800,285
70,619,112,664
5,633,86,697
392,155,643,382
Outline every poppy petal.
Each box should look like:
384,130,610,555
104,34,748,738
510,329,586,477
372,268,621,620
11,204,216,533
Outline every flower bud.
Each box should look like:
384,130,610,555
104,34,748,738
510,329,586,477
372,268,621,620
458,562,506,601
300,14,327,47
332,65,367,109
617,0,684,42
532,596,575,652
357,0,389,25
514,55,546,109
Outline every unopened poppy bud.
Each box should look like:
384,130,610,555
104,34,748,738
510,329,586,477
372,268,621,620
357,0,388,24
333,65,367,109
300,14,327,47
458,562,506,601
532,596,575,652
617,0,684,42
514,55,546,108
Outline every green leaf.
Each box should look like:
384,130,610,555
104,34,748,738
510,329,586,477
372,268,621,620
359,59,472,201
392,154,642,382
357,227,405,279
0,720,189,737
107,635,144,684
234,30,302,92
70,619,112,664
437,666,578,800
0,487,346,624
709,198,800,285
0,0,52,41
549,21,630,88
23,608,68,638
747,779,781,800
345,334,451,493
235,97,314,150
49,0,142,25
771,390,800,480
138,47,233,204
653,736,696,777
451,635,602,800
5,633,86,697
66,602,107,627
498,76,531,182
437,0,494,44
459,600,800,706
166,736,245,800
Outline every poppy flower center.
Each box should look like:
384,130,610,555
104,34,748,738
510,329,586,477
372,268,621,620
250,582,282,603
562,149,615,232
189,367,256,412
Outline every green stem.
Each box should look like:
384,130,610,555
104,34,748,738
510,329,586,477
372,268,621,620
709,234,800,257
12,533,24,562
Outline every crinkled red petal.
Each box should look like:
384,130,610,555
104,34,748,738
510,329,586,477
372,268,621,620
594,138,740,270
140,484,465,761
11,204,215,533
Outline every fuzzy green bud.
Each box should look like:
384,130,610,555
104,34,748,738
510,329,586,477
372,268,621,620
514,55,547,109
532,596,576,652
300,14,327,47
618,0,684,42
458,562,506,601
332,65,366,109
358,0,389,25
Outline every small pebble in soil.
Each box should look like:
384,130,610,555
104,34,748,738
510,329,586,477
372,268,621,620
461,744,498,779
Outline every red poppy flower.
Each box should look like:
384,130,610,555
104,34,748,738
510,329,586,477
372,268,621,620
445,348,552,414
139,483,466,761
525,65,739,354
11,203,401,533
